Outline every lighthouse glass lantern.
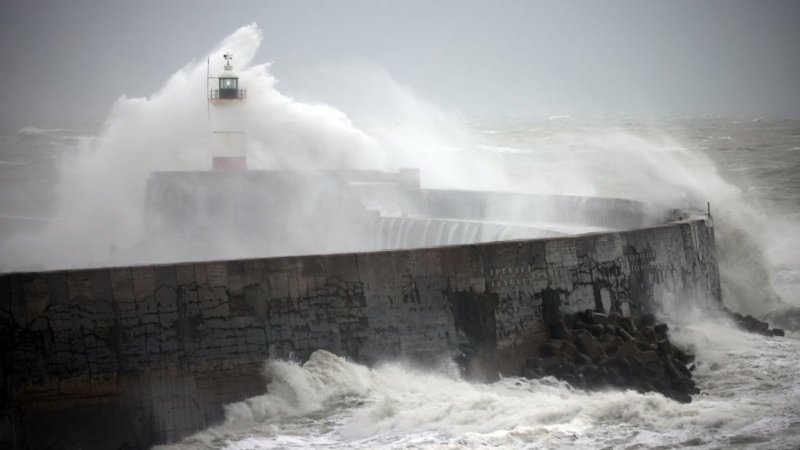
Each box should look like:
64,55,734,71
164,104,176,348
219,75,239,99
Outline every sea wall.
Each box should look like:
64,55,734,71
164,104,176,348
0,216,720,449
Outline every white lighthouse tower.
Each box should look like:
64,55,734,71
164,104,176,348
208,53,247,171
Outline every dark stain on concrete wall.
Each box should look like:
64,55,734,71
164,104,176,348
446,287,499,372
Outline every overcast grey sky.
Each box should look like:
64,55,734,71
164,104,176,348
1,0,798,125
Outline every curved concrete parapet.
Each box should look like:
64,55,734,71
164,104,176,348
0,210,720,448
139,169,673,267
418,190,665,230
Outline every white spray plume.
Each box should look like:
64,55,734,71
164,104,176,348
0,24,384,271
303,67,791,314
489,126,784,314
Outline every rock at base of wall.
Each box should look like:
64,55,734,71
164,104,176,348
762,306,800,333
523,310,698,403
722,306,785,336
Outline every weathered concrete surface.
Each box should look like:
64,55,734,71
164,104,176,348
0,217,719,449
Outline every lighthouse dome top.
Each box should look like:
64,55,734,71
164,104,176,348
219,70,238,79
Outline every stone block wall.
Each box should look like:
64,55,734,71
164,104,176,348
0,217,720,449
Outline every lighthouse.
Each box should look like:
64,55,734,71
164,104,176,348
208,53,247,171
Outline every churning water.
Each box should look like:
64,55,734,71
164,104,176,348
157,324,799,450
1,24,799,450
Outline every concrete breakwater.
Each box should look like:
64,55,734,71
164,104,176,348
1,214,719,449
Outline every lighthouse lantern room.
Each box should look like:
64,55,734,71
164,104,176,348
210,53,246,101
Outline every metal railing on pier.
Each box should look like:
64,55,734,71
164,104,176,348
209,89,247,100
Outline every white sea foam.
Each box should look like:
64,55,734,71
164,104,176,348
161,318,800,450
